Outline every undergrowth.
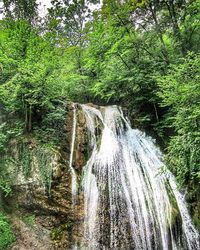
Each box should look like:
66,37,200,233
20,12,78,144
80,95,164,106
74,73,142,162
0,213,15,249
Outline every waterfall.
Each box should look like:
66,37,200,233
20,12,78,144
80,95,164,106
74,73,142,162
71,104,199,249
77,105,199,250
69,103,78,205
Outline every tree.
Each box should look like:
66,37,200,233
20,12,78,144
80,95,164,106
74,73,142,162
3,0,38,24
157,53,200,203
0,19,62,131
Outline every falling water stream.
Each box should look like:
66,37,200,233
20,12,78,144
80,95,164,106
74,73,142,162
69,103,78,206
70,104,199,250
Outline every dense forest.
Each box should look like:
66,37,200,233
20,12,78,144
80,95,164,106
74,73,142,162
0,0,199,249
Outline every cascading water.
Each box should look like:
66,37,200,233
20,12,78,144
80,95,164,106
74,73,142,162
69,103,78,206
70,104,199,250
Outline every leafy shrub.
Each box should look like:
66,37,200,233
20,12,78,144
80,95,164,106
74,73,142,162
156,53,200,228
0,213,15,249
0,182,12,197
157,54,200,187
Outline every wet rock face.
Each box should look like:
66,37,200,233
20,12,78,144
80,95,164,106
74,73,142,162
66,105,88,171
4,156,75,249
3,103,90,249
10,217,54,250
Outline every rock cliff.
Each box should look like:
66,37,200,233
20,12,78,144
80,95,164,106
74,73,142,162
2,103,92,249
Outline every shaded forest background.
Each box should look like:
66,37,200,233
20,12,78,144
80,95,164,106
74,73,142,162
0,0,199,247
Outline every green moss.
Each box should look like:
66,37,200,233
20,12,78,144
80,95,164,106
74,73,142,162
50,219,74,242
18,142,54,195
23,215,36,228
19,143,33,178
96,133,102,152
95,118,103,152
65,219,74,231
50,228,61,240
83,132,93,165
0,213,16,249
192,204,200,231
35,147,54,195
50,227,63,241
165,180,181,226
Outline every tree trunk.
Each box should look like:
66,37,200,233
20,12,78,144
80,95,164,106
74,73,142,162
149,3,169,64
25,103,28,132
28,105,32,132
164,0,186,54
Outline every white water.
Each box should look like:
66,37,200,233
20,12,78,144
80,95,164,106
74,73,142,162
69,103,78,205
70,104,199,249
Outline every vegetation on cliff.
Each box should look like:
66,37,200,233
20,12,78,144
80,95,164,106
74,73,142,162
0,213,16,249
0,0,199,242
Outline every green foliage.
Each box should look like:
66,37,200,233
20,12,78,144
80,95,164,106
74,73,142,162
50,227,63,241
0,119,23,196
156,53,200,221
157,54,200,187
0,19,69,132
50,219,74,241
0,182,12,197
3,0,38,23
39,100,67,143
0,123,7,152
0,155,17,197
17,142,55,194
35,146,54,194
19,143,33,178
0,213,16,249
